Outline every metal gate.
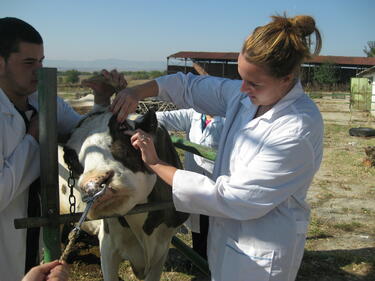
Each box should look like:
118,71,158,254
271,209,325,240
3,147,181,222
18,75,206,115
350,77,372,111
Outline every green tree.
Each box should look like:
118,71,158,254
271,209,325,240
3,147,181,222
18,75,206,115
65,69,80,84
313,62,338,86
363,41,375,57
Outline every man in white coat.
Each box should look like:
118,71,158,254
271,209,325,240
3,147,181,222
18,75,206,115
111,14,324,281
156,109,224,259
0,17,120,281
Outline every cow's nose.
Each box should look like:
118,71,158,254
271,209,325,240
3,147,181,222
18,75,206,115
80,170,114,197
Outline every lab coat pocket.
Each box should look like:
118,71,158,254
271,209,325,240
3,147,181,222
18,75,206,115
221,238,274,281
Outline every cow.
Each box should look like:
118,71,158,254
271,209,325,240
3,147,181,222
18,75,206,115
59,109,189,281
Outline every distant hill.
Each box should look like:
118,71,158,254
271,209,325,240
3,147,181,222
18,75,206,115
44,58,166,71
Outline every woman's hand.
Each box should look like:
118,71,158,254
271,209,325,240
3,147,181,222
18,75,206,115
128,129,160,166
127,129,177,186
110,80,159,123
110,87,141,123
22,260,69,281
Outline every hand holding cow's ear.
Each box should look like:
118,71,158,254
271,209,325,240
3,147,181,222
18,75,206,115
111,87,141,123
130,130,160,166
111,80,159,123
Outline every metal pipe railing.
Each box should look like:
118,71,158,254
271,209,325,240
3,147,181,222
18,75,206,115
38,67,61,261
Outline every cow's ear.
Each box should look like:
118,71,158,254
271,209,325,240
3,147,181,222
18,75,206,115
63,146,84,177
137,109,158,134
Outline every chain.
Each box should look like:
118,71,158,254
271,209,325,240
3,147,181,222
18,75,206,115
67,164,76,215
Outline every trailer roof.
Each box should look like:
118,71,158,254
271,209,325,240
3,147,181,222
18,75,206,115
168,51,375,67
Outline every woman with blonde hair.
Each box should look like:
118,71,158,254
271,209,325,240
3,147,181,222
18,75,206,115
111,14,323,281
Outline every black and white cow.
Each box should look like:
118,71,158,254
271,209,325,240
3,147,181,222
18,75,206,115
60,109,188,281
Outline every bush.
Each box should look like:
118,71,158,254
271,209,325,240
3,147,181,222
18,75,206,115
122,70,167,80
313,62,338,89
65,69,81,84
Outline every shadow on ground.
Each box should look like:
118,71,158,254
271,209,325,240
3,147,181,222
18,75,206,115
297,248,375,281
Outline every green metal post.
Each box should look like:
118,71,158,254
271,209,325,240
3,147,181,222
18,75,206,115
171,236,210,276
38,68,61,261
170,136,217,161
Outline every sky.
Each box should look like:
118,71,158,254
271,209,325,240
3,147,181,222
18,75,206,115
1,0,375,63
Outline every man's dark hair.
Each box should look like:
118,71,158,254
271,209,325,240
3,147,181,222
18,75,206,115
0,17,43,61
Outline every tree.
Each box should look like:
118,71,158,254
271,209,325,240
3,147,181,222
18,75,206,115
363,41,375,57
313,62,338,87
65,69,80,84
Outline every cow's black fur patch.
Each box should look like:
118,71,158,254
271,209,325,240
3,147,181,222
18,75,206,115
103,220,109,234
118,217,129,228
108,110,158,174
142,123,189,235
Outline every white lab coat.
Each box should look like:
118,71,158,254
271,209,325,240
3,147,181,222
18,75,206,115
156,73,323,281
0,88,82,281
156,109,224,232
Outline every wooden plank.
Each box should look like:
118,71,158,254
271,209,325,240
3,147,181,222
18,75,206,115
192,61,209,75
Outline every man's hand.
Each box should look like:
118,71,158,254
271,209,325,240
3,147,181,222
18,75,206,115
82,69,127,106
27,113,39,142
22,260,69,281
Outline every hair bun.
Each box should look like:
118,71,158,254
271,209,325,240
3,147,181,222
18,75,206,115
290,15,316,37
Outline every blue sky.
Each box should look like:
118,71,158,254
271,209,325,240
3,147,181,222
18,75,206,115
1,0,374,62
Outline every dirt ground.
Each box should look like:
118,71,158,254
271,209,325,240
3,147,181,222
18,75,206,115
298,96,375,281
63,93,375,281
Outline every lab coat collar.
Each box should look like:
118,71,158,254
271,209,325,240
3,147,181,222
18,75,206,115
240,80,305,130
0,88,38,115
0,88,16,116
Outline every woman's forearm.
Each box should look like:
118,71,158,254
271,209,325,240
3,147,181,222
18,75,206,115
132,80,159,100
149,160,177,186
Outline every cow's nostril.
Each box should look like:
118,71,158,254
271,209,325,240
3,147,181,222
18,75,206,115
103,170,114,185
82,170,115,197
106,170,114,177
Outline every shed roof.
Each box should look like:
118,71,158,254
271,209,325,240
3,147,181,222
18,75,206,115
168,51,375,67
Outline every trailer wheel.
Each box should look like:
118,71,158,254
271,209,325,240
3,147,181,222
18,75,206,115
349,127,375,137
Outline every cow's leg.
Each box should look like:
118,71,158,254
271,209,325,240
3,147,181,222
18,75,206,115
99,220,122,281
144,248,169,281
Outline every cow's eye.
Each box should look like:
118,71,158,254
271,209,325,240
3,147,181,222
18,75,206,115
119,123,129,131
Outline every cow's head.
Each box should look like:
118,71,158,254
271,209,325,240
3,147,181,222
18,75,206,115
63,110,159,219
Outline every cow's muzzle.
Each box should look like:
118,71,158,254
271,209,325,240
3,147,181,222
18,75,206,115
80,170,114,200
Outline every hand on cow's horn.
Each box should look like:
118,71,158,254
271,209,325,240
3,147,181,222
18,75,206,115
82,69,128,105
